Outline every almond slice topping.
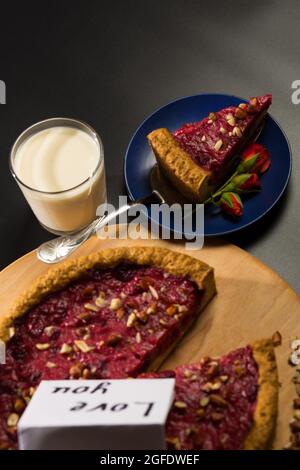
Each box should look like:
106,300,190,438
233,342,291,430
226,113,235,126
116,307,125,319
166,305,178,316
14,398,26,413
136,332,142,344
76,326,90,338
95,296,107,308
69,363,84,378
36,343,50,351
210,381,222,391
183,369,193,378
7,413,19,427
74,340,95,353
166,436,181,450
174,401,187,409
199,396,210,407
210,394,228,407
82,368,92,379
294,410,300,420
149,285,159,299
110,298,122,310
127,312,137,328
136,311,148,323
201,382,214,392
235,107,247,119
220,375,229,382
227,118,236,127
177,304,188,313
9,327,15,338
146,303,157,315
60,343,73,354
196,408,206,418
232,126,242,137
77,312,92,322
44,325,56,336
214,139,223,151
46,361,57,368
84,303,98,312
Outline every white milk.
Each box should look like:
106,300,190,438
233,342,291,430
13,125,106,233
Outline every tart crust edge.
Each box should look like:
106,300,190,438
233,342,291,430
244,338,279,450
148,128,214,202
0,246,216,343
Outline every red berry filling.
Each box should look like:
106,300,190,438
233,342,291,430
173,95,272,177
142,346,258,450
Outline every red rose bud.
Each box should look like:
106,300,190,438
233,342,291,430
220,192,243,217
230,173,261,193
237,143,271,174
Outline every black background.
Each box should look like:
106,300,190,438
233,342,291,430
0,0,299,288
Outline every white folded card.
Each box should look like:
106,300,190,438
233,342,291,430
18,378,175,450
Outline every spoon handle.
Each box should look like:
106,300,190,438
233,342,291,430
36,215,106,263
36,190,165,264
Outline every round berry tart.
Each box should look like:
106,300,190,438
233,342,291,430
0,247,216,449
141,339,279,450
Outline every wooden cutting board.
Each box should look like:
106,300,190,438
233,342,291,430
0,225,299,449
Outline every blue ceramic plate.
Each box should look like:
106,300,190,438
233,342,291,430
124,94,292,236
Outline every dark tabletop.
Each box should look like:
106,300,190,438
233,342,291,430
0,0,299,293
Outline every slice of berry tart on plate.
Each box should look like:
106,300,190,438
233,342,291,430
0,247,216,450
148,94,272,202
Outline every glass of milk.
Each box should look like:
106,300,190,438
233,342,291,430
10,118,107,234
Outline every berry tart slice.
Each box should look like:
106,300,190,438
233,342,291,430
148,94,272,202
142,338,279,450
0,247,216,450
